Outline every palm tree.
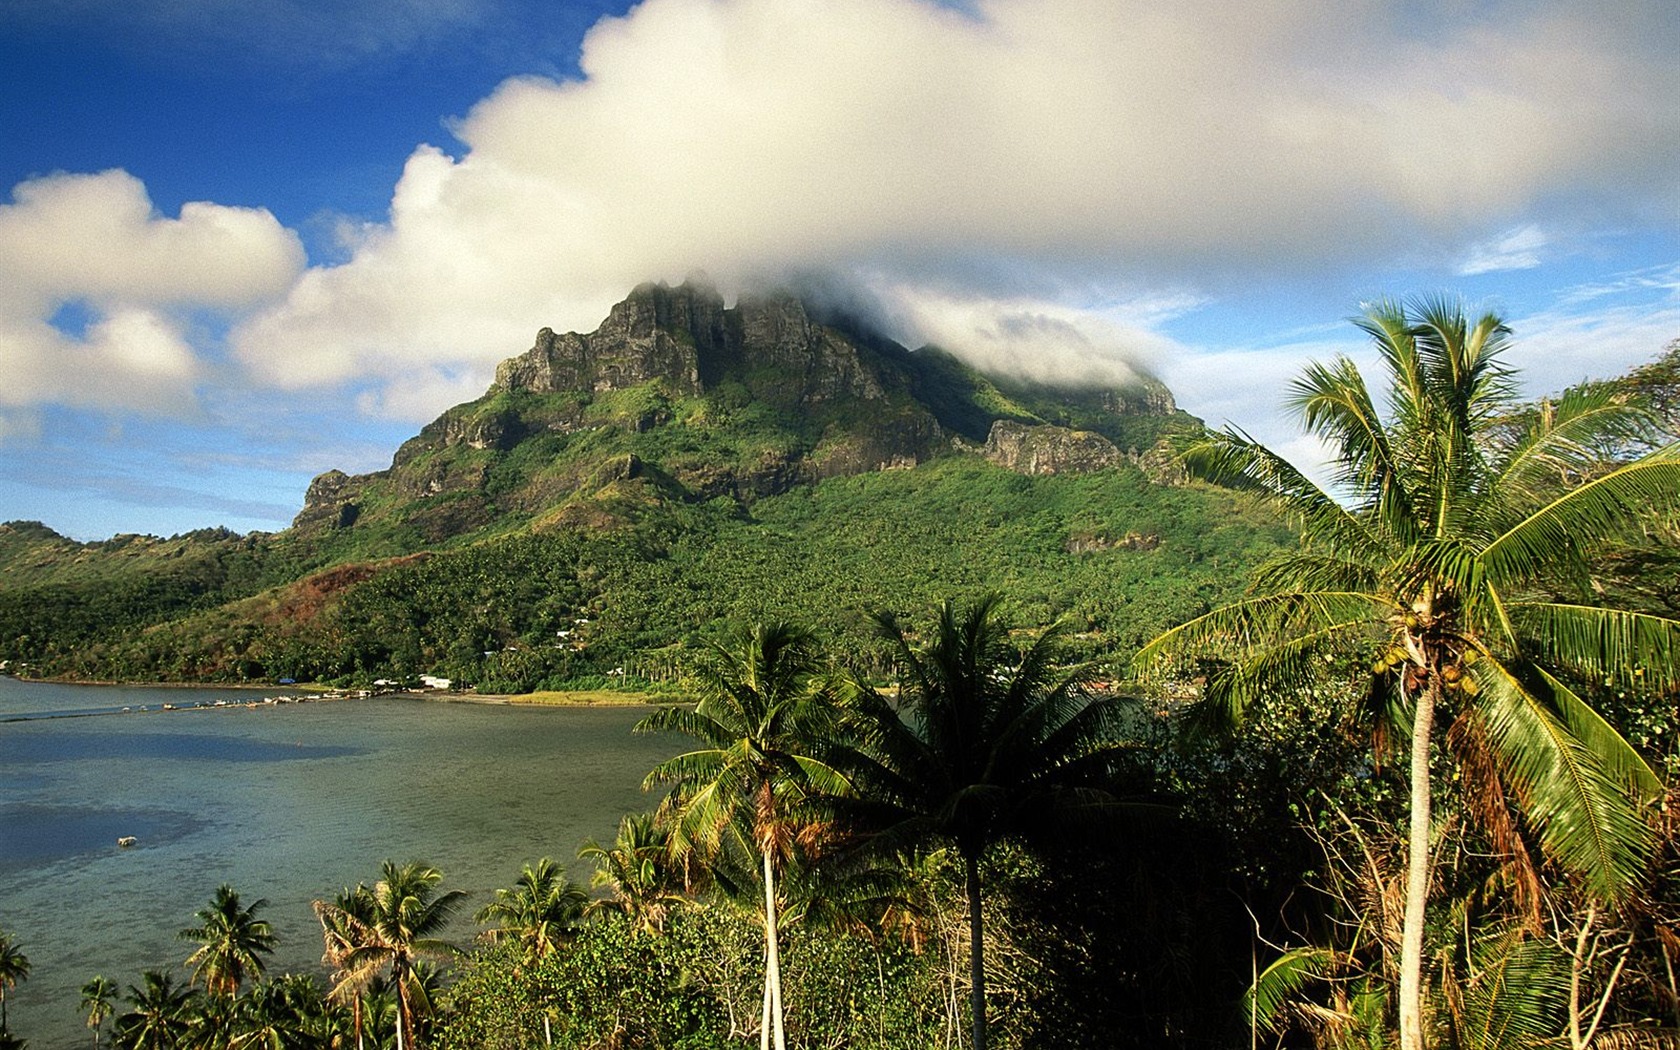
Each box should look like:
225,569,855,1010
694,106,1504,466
228,974,321,1050
637,621,849,1050
315,889,373,1050
0,932,27,1036
113,970,196,1050
179,885,276,999
474,858,588,961
1136,297,1680,1050
312,861,466,1050
82,976,118,1049
578,812,689,936
838,594,1133,1050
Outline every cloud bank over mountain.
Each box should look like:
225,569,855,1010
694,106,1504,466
6,0,1679,429
228,0,1680,411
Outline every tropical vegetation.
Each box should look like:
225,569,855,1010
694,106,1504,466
1137,301,1680,1049
178,885,275,1000
0,931,28,1037
836,594,1137,1049
2,311,1676,1050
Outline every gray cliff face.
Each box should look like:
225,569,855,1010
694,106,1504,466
729,293,888,404
293,279,1186,533
493,281,715,397
494,281,893,405
982,420,1123,475
292,469,365,530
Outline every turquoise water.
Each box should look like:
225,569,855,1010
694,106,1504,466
0,678,680,1049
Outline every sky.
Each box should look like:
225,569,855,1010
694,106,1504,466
2,0,1677,541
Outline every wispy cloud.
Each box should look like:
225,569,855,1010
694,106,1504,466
1458,225,1547,276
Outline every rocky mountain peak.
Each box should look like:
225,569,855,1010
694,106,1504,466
294,280,1196,536
493,280,897,406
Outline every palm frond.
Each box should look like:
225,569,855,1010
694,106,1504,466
1244,945,1340,1032
1528,663,1663,799
1451,927,1571,1050
1134,591,1384,672
1508,602,1680,695
1180,428,1393,559
1474,658,1657,902
1289,355,1410,510
1483,446,1680,588
1492,381,1660,509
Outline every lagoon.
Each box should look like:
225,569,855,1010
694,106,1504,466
0,678,679,1050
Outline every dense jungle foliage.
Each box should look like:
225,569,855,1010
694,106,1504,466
2,322,1677,1050
0,457,1286,689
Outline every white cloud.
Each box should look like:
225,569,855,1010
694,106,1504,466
0,170,305,415
226,0,1680,421
887,288,1184,388
0,309,202,415
353,365,497,422
1458,225,1548,276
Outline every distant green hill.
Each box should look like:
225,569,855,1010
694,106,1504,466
0,280,1287,687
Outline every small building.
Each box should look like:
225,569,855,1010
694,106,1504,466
419,675,452,691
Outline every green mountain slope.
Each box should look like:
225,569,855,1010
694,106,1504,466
0,280,1281,687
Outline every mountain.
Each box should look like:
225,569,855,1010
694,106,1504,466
289,279,1188,548
0,281,1288,688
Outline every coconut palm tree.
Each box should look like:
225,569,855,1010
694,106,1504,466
475,858,588,962
1136,297,1680,1050
315,889,373,1050
179,885,276,999
113,970,196,1050
578,812,689,936
638,621,849,1050
313,862,465,1050
228,973,322,1050
0,932,27,1036
82,976,118,1049
838,594,1133,1050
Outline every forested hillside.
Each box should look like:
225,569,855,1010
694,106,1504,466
0,280,1275,687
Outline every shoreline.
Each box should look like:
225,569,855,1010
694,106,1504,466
2,674,672,710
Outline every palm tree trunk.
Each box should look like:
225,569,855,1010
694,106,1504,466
1399,674,1437,1050
396,975,409,1050
966,849,987,1050
761,847,787,1050
760,946,772,1050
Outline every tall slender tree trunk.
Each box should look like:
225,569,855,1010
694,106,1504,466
966,850,987,1050
762,847,787,1050
396,974,410,1050
1398,675,1437,1050
760,948,772,1050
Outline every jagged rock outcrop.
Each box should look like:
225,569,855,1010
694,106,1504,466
497,281,721,396
493,281,895,406
292,469,365,530
292,279,1194,540
982,420,1123,475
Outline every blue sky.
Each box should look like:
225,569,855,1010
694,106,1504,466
2,0,1677,541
